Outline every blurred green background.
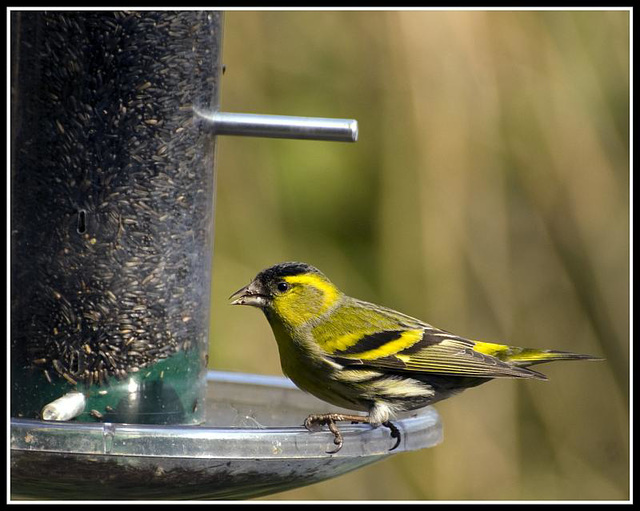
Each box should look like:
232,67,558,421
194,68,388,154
210,10,629,500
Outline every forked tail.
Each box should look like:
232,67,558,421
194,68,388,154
471,341,603,380
501,348,603,367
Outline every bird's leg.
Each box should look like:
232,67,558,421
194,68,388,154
304,413,402,453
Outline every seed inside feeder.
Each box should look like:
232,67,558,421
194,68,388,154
11,11,219,424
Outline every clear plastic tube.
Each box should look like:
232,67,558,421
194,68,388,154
10,11,223,424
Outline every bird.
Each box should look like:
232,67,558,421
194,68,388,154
230,261,601,453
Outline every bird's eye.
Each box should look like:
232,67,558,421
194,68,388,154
277,282,289,293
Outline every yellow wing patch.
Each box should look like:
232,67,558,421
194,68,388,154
321,331,363,353
344,329,424,360
338,337,547,380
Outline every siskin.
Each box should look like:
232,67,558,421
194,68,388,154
230,262,601,453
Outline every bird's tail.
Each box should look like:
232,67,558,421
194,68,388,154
502,347,603,367
473,341,603,370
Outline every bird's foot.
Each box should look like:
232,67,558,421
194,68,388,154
304,413,402,453
304,413,369,454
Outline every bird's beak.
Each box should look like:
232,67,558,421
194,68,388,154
229,280,270,308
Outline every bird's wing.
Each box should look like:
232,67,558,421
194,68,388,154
325,324,546,380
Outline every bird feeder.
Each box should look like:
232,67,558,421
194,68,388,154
10,10,442,500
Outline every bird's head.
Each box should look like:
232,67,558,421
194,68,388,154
229,262,343,327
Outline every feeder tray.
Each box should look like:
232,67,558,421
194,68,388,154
11,370,443,500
